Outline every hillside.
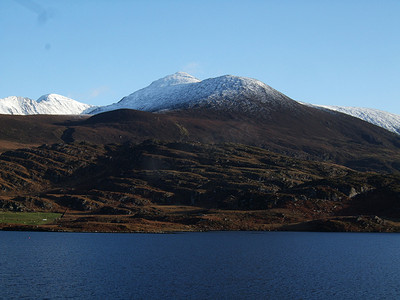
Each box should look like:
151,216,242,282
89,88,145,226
0,106,400,173
0,114,88,152
72,107,400,173
1,140,400,232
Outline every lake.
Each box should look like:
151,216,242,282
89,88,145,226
1,231,400,299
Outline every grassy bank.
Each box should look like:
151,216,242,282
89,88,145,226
0,212,61,225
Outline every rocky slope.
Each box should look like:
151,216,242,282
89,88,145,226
1,141,400,232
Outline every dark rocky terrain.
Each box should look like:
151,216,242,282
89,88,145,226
1,100,400,232
0,136,400,232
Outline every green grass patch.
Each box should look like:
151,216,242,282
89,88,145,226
0,212,61,225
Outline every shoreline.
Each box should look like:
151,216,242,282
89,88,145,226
1,214,399,234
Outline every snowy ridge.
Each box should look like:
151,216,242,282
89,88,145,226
303,103,400,135
88,72,296,114
0,94,92,115
3,72,399,137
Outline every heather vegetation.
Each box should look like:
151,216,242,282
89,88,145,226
1,140,400,232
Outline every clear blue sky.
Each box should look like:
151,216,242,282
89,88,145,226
1,0,399,114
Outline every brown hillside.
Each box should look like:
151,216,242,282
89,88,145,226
70,105,400,173
1,141,400,232
1,104,400,173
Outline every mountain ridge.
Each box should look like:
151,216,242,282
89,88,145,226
1,72,399,137
0,94,92,115
304,103,400,135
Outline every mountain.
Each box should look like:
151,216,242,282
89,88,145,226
88,72,400,137
2,73,399,139
1,74,400,232
88,72,296,114
0,94,92,115
0,75,399,172
304,104,400,135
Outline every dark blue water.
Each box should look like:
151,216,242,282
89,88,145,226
1,231,400,299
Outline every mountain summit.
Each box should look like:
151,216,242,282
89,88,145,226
148,71,201,88
0,94,92,115
89,72,297,114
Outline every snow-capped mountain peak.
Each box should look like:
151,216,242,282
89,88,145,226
148,72,201,88
4,72,399,136
89,72,296,114
0,94,92,115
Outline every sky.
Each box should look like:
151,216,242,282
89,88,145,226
1,0,399,114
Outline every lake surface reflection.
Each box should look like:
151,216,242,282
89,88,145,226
1,231,400,299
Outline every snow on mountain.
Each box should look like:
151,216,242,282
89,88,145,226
0,94,92,115
148,71,201,88
4,72,397,137
88,72,296,114
303,103,400,135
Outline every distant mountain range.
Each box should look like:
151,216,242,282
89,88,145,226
0,94,92,115
1,72,399,135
